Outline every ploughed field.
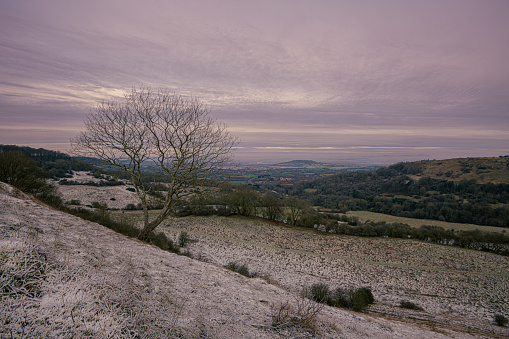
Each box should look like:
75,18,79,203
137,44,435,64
112,211,509,337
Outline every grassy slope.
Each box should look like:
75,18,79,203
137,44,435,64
407,157,509,184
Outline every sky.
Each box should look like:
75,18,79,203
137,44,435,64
1,0,508,164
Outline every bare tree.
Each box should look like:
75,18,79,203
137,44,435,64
285,196,310,226
261,193,283,221
72,87,237,240
228,186,260,216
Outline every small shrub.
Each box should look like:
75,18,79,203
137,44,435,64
68,199,81,205
215,205,232,216
68,207,139,238
110,219,140,238
91,201,107,209
148,232,180,254
180,249,194,258
400,300,424,311
192,205,216,216
495,314,508,326
224,262,257,278
308,283,330,303
175,206,193,217
178,231,189,247
351,287,374,312
330,287,350,308
124,203,142,210
306,283,374,312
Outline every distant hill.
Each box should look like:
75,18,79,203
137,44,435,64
392,156,509,184
294,156,509,227
272,160,323,167
0,144,101,178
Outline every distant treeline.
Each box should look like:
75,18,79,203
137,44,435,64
293,164,509,227
58,179,124,186
325,215,509,256
0,144,91,178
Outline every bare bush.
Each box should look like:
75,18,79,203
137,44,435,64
224,261,258,278
306,283,375,312
271,296,324,332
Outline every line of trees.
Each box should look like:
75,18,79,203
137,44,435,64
175,185,319,226
327,216,509,256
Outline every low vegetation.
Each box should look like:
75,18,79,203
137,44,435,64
224,262,258,278
495,314,508,327
399,300,424,311
306,283,375,312
0,150,62,206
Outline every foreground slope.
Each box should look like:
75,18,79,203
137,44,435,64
0,182,500,338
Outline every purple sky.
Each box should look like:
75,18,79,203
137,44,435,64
1,0,508,164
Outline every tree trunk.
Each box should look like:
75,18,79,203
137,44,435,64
137,221,158,241
137,209,170,241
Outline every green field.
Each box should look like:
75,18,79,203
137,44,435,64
346,210,507,233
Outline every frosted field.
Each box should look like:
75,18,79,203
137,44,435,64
155,214,509,337
42,181,509,337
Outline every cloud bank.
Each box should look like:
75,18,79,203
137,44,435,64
1,0,508,163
